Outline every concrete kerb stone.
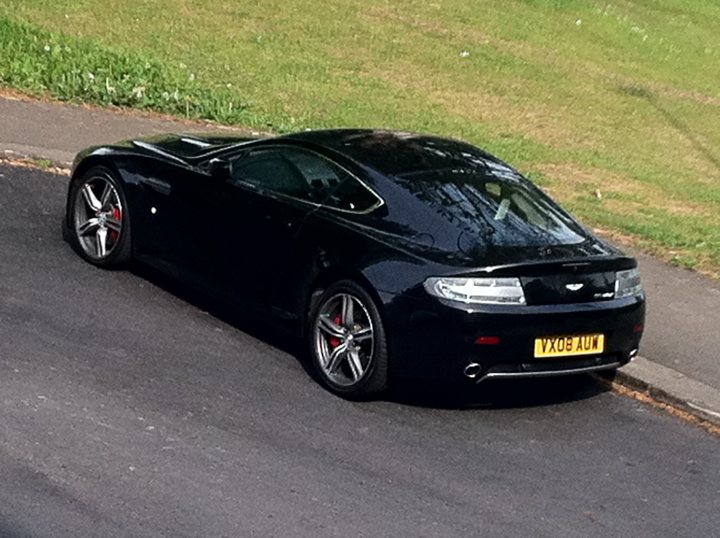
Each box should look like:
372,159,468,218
596,356,720,430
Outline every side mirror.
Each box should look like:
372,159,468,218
207,157,232,180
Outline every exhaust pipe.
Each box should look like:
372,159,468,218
463,362,483,380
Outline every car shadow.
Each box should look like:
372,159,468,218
130,262,613,411
388,374,613,410
129,262,310,357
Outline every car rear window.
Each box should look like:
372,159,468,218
393,166,587,248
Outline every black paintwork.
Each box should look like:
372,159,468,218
66,129,645,383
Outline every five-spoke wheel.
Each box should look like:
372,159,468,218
310,280,387,398
68,167,131,266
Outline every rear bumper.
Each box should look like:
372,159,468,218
469,354,626,383
382,291,645,384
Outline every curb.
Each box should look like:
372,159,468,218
0,151,71,175
1,145,73,167
595,356,720,431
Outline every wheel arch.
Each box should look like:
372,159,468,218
67,156,123,224
304,265,388,338
65,156,133,266
305,267,391,397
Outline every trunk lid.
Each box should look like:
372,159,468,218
520,269,617,305
460,257,635,305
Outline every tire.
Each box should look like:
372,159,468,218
308,280,388,399
67,166,132,268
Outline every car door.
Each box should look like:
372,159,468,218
131,158,219,281
218,146,385,320
203,146,331,313
135,146,384,322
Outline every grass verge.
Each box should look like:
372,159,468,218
0,16,273,128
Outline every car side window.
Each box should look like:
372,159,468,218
284,148,381,212
230,147,381,211
230,150,312,200
322,176,382,212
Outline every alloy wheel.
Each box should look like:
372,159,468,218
73,175,123,260
313,293,375,387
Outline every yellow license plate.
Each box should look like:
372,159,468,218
534,334,604,358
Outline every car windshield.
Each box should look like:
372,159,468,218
393,165,587,249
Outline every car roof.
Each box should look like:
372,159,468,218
282,129,504,177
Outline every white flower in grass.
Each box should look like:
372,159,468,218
162,91,170,100
188,73,195,81
87,72,95,81
43,45,51,52
459,50,470,58
576,19,582,26
131,86,146,99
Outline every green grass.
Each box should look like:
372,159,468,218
1,0,719,276
0,17,267,127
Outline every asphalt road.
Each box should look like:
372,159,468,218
1,163,718,537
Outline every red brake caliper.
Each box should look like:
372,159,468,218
110,206,121,241
329,315,342,348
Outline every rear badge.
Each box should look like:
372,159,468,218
565,283,584,291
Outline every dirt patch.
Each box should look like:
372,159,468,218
365,62,594,152
536,162,712,217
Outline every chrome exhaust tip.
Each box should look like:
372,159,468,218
463,363,483,380
629,348,639,360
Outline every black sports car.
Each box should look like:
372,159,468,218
64,129,645,398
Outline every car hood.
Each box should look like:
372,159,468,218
126,132,263,161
